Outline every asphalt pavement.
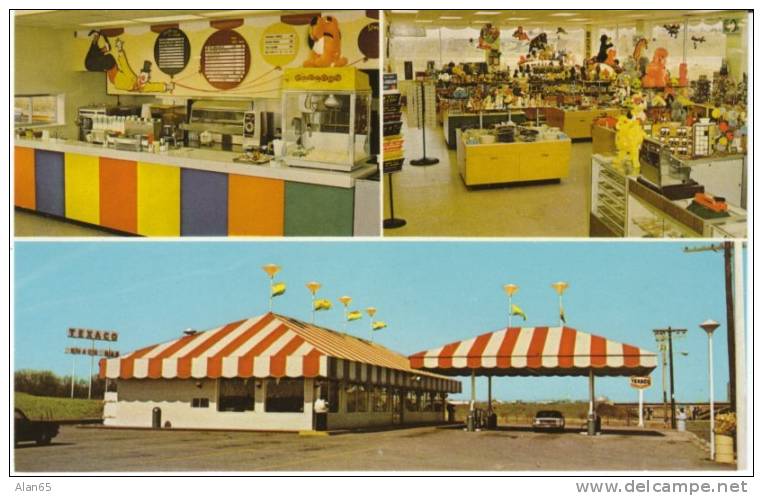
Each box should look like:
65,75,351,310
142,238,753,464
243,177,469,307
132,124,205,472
14,424,731,472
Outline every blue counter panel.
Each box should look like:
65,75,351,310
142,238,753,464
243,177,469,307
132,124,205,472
180,169,229,236
34,150,65,217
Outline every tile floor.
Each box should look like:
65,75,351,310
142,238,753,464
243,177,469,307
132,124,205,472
384,123,592,237
14,210,119,237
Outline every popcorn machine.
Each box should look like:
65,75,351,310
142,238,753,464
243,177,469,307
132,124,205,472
281,68,371,172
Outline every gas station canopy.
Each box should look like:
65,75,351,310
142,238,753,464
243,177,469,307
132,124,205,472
409,326,658,377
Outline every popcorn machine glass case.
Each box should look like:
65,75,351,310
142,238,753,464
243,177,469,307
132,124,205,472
281,68,372,172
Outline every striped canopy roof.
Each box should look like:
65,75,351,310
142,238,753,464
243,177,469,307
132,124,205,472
409,326,658,377
100,313,460,393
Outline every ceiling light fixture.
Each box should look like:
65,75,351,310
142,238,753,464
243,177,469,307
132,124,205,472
81,20,137,27
474,11,501,15
200,10,267,18
390,10,419,14
440,16,463,20
506,17,529,21
134,14,205,23
550,13,577,17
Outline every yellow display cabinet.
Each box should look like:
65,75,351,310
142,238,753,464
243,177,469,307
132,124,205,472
545,108,621,140
458,133,571,187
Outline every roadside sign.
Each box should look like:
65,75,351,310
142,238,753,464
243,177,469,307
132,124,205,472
630,376,652,389
65,347,119,358
67,328,118,342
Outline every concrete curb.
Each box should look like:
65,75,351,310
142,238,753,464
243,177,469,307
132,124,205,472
687,430,711,452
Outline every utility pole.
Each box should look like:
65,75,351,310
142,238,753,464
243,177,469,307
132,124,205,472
653,327,686,429
683,242,736,410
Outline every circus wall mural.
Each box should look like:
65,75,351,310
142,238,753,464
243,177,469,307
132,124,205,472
77,10,379,98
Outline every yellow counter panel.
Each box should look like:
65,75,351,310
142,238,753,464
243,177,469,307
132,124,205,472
64,153,100,224
137,162,181,237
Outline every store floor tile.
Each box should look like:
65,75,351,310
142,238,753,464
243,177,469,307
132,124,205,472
14,210,119,237
384,121,591,238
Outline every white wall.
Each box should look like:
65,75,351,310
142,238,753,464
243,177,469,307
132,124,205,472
108,378,314,432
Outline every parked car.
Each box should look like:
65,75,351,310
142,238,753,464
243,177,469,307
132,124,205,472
532,410,565,432
14,408,60,446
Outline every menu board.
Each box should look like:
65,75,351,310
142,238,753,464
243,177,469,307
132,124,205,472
260,23,299,67
154,28,191,76
201,29,251,90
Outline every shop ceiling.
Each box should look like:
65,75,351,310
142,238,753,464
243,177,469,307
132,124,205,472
13,10,312,29
386,9,743,28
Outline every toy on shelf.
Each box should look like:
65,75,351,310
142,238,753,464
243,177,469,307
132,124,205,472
642,48,670,88
594,35,614,64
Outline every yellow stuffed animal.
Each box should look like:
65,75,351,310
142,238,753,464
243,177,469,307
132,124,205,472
615,115,646,174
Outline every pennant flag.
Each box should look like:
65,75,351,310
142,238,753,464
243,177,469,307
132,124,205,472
372,321,387,331
347,310,363,321
314,298,332,311
271,282,286,297
560,306,567,324
511,304,527,321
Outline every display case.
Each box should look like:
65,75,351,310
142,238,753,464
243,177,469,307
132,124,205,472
626,178,746,238
590,154,629,237
281,68,371,172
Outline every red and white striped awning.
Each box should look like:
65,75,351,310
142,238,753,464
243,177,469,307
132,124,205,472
100,313,460,393
409,326,658,377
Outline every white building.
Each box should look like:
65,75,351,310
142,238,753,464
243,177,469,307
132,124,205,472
100,313,461,431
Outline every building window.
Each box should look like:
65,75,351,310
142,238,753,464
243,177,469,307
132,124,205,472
14,94,64,127
405,390,421,412
345,384,369,413
266,378,304,413
372,387,389,412
218,378,255,412
191,398,210,408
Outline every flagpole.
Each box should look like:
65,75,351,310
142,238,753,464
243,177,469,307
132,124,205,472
552,281,568,327
509,294,513,328
262,264,281,312
503,284,519,328
366,307,377,341
339,296,352,333
306,282,322,324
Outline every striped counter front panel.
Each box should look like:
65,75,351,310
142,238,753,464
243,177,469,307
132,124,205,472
14,147,355,237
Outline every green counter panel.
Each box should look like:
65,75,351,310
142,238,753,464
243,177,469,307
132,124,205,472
284,183,354,236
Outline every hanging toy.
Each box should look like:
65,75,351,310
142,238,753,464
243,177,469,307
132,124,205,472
691,36,706,49
663,24,681,39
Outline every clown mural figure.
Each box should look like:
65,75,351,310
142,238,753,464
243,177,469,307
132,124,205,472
85,30,173,93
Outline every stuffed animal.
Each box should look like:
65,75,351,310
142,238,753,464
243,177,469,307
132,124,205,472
629,93,647,123
528,33,548,55
304,15,347,68
642,48,669,88
615,115,646,174
512,26,529,41
595,35,613,63
605,48,617,67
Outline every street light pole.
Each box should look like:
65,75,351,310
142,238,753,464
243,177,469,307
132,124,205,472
653,327,687,429
700,319,720,461
667,329,676,429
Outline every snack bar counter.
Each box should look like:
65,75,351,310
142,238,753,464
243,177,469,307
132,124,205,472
14,138,376,237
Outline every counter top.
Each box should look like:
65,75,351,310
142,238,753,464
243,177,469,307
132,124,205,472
16,138,376,189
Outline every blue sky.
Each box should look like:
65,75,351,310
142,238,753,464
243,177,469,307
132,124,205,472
13,240,745,403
